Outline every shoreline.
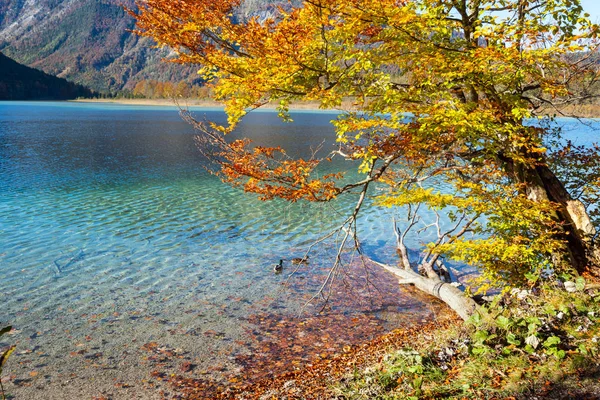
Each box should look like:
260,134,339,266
71,98,341,111
72,98,224,108
72,98,600,118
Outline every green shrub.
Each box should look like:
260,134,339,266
335,279,600,399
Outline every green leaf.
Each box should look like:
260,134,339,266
544,305,557,316
524,272,539,283
0,326,11,337
469,312,483,326
543,336,561,348
506,333,521,346
412,376,423,390
524,344,536,354
528,323,540,335
496,315,512,330
408,364,423,374
576,277,586,291
473,330,489,344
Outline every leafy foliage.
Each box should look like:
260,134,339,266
132,0,600,288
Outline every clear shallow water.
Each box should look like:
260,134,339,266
0,102,598,398
0,103,392,306
0,102,431,399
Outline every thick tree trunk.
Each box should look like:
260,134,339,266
371,259,478,320
507,158,600,276
535,164,600,274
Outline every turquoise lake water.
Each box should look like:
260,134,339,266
0,101,598,398
0,102,426,398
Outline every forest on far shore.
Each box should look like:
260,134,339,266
0,52,94,100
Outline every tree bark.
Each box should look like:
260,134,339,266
505,157,600,275
535,164,600,273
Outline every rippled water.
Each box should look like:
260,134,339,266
0,102,597,399
0,102,426,399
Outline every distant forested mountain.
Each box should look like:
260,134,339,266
0,0,280,93
0,51,93,99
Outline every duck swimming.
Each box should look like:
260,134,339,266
290,256,309,265
273,259,283,273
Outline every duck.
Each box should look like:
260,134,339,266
273,259,283,273
290,256,309,265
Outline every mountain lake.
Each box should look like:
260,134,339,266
0,101,598,399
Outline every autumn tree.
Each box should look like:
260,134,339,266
130,0,600,318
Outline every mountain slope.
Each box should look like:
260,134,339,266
0,51,93,99
0,0,199,92
0,0,279,93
